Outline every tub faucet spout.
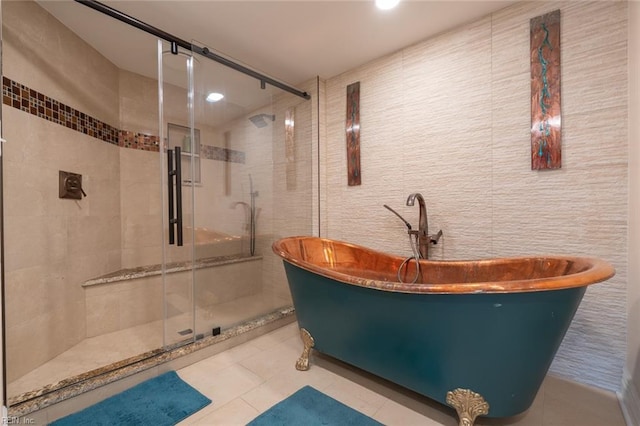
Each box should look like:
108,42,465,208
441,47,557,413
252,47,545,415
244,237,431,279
406,193,429,259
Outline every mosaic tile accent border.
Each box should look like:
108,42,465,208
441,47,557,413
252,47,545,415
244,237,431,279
119,130,160,152
2,77,119,144
2,77,244,162
201,144,245,164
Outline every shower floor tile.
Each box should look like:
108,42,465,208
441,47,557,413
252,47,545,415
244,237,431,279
8,292,290,399
8,320,163,398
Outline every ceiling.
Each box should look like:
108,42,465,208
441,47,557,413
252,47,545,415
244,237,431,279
35,1,515,126
38,0,515,89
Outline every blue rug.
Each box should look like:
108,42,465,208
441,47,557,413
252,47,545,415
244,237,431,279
49,371,211,426
247,385,383,425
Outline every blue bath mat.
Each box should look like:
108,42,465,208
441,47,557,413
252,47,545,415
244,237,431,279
49,371,211,426
247,385,383,425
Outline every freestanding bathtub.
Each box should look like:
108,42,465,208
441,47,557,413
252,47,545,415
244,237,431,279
272,236,615,426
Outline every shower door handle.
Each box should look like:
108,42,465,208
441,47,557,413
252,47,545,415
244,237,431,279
174,147,183,246
167,147,183,246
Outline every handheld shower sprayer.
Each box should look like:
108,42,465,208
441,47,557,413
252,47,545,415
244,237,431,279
383,204,411,230
384,203,421,284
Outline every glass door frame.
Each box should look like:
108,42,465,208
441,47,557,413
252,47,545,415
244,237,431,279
158,39,197,350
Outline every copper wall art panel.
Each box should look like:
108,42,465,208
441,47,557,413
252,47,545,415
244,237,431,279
346,81,361,186
530,10,561,170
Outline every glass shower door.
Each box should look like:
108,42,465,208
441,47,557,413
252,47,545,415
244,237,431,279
159,37,314,346
158,40,197,348
188,41,311,339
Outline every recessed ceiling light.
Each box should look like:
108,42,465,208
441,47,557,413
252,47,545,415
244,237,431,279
206,92,224,102
375,0,400,10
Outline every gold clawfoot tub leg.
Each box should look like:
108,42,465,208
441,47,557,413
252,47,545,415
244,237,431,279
296,328,315,371
446,388,489,426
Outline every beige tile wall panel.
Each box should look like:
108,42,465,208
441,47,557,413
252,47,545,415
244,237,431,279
119,70,159,135
119,148,163,269
2,103,121,381
2,1,119,127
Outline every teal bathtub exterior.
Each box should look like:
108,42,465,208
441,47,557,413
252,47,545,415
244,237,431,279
274,237,614,420
284,262,587,417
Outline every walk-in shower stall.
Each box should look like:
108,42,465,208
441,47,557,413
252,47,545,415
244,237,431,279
0,0,315,410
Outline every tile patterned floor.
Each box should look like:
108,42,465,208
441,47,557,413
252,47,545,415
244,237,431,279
174,322,627,426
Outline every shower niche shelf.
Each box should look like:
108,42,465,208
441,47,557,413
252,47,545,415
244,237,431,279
168,123,201,184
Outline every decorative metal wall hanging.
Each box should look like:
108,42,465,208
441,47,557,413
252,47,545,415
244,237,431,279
346,81,361,186
530,9,561,170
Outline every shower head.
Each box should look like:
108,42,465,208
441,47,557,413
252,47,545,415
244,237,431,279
249,113,275,128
